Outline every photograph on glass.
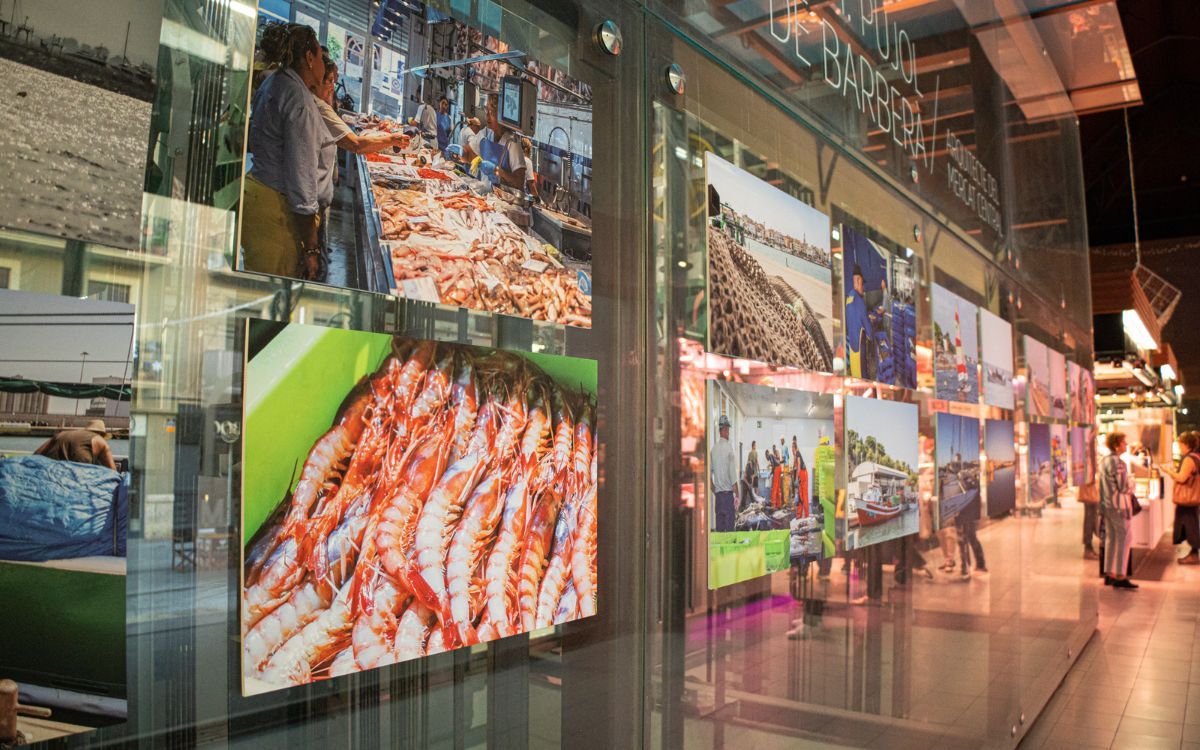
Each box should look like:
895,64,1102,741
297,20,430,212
0,0,165,251
706,380,833,588
236,4,593,327
1048,348,1068,421
840,226,917,388
0,289,133,740
979,308,1014,410
1071,426,1092,486
1051,423,1069,492
844,396,919,550
239,322,597,695
1028,423,1055,507
936,413,981,526
705,152,834,372
931,284,980,404
984,419,1017,517
1024,336,1052,420
1069,361,1095,425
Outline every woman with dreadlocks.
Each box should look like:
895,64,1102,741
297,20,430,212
242,23,328,281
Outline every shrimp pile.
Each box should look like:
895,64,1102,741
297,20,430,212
241,339,598,691
370,168,592,328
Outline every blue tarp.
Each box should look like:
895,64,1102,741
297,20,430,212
0,455,127,562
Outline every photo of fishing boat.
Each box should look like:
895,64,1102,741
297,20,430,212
932,283,980,404
984,419,1017,517
936,413,981,525
844,396,919,550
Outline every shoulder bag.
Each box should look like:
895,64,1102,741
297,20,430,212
1173,452,1200,507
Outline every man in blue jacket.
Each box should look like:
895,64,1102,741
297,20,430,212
845,263,872,378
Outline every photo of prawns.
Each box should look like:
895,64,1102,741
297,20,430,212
239,324,598,695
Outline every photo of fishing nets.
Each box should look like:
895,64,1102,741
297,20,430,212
239,321,597,695
705,152,834,373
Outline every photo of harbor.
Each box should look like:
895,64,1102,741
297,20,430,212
984,419,1016,517
936,413,981,525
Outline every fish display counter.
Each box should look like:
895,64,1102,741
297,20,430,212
340,114,593,327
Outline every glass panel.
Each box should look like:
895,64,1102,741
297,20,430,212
644,8,1095,748
29,0,647,746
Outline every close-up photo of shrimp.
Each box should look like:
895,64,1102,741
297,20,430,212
240,334,598,694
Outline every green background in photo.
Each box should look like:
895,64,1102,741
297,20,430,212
708,530,790,589
0,562,125,697
242,321,598,546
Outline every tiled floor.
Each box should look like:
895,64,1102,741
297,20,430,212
1020,540,1200,750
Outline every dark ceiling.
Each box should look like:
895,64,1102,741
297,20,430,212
1081,0,1200,381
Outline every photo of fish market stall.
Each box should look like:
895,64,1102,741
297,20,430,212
237,2,593,328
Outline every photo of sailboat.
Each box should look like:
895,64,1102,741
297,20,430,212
937,413,981,525
932,284,980,404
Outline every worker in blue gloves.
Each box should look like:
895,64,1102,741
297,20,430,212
845,263,873,379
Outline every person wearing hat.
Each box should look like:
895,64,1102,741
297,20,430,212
845,262,873,379
34,420,117,470
711,413,739,532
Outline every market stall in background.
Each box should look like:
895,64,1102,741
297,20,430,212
238,2,593,328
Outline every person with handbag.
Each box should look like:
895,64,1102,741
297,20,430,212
1158,431,1200,564
1098,431,1138,589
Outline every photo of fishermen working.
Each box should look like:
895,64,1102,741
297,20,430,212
238,1,593,327
707,379,835,588
0,289,132,743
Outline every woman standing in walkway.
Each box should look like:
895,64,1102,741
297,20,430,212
1158,431,1200,564
1099,431,1138,589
